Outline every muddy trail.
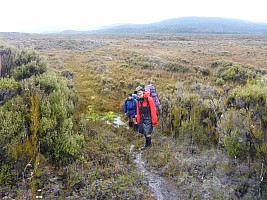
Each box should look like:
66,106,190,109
130,145,182,200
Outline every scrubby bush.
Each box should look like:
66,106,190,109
127,54,161,70
160,82,220,147
211,60,232,68
0,43,84,186
194,66,211,76
216,61,262,84
11,48,47,80
225,82,267,161
0,77,19,103
165,61,190,73
12,60,46,80
215,78,225,86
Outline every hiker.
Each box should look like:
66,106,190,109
136,86,157,150
144,80,161,115
124,93,138,131
132,91,138,100
124,91,138,100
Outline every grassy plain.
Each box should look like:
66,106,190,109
1,33,267,198
1,33,266,113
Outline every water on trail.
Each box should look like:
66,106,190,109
113,116,125,127
131,145,181,200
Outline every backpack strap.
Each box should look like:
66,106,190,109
140,98,149,108
132,99,135,108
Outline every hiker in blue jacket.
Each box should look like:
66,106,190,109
124,93,138,131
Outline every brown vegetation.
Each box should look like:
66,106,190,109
1,33,267,198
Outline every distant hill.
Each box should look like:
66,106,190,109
61,17,267,34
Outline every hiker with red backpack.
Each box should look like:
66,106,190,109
135,86,158,150
144,80,161,115
124,93,138,131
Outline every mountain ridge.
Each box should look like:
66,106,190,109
61,16,267,34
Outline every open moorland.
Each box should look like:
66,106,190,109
1,33,267,111
1,33,267,199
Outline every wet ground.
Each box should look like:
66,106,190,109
118,118,182,199
131,145,182,200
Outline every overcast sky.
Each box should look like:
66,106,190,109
1,0,267,33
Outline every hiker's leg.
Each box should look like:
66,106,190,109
141,134,151,150
129,112,136,128
132,118,139,131
140,119,153,150
128,118,133,127
146,134,151,147
134,124,139,131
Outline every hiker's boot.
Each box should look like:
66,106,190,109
140,136,151,150
147,136,151,147
134,124,139,132
128,121,133,128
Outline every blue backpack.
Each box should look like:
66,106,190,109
132,93,138,100
124,98,137,113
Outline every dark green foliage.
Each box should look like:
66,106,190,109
7,48,47,80
0,97,27,164
0,43,83,187
36,72,83,162
0,77,19,90
147,76,267,198
35,72,74,94
1,44,46,83
161,76,267,164
0,45,12,77
215,60,264,84
161,82,219,147
225,81,267,160
12,60,46,80
0,164,12,184
224,131,249,158
0,77,19,103
13,49,43,68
